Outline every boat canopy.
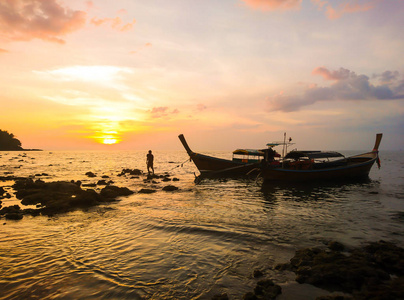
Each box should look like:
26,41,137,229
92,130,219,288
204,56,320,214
232,149,265,156
285,151,345,160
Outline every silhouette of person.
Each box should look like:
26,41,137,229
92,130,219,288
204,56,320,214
146,150,154,175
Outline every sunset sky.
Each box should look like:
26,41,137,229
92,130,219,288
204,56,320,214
1,0,403,151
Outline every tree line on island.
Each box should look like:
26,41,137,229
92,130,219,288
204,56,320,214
0,129,40,151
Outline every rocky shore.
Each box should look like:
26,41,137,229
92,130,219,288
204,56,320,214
278,240,404,299
0,168,180,220
210,240,404,300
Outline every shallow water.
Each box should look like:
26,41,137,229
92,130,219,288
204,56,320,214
1,150,403,299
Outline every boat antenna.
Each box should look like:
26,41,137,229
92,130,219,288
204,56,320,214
282,132,286,159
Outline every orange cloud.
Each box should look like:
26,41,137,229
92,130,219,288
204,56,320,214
149,107,179,118
90,17,136,32
241,0,302,11
0,48,8,54
311,0,375,20
312,67,353,81
0,0,87,44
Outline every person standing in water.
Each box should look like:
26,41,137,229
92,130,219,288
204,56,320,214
146,150,154,175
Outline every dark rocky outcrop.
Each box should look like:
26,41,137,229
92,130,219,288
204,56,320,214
119,169,142,176
2,178,134,217
253,269,264,278
100,185,134,199
0,205,23,220
211,293,229,300
243,279,282,300
276,240,404,299
162,185,179,191
138,188,156,194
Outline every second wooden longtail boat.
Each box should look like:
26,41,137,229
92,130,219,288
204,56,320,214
259,133,383,182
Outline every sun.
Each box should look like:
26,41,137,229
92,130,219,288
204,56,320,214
103,138,118,145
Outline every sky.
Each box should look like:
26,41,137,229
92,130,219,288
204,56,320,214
1,0,403,151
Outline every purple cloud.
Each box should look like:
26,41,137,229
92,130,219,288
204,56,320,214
266,67,404,112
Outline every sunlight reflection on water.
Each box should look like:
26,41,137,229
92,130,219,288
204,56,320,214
1,150,403,299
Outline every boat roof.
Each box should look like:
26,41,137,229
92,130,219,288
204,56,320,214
285,151,345,160
232,149,265,156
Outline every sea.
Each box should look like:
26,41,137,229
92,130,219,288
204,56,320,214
0,150,403,300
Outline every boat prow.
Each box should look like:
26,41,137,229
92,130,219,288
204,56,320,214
178,134,263,177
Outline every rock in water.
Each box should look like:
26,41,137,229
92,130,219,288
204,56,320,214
162,185,179,191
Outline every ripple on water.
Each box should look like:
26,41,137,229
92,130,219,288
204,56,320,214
1,150,403,299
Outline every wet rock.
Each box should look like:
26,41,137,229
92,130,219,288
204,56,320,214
85,171,97,177
359,240,404,275
138,188,156,194
11,179,131,216
23,208,41,217
82,183,97,187
100,186,134,199
71,180,82,187
253,269,264,278
254,279,282,299
120,168,142,176
352,276,404,300
211,293,229,300
173,178,180,181
35,173,49,177
162,185,178,191
282,240,404,296
101,175,110,178
0,187,5,195
147,174,159,180
1,204,24,220
243,292,257,300
5,212,23,220
162,177,171,182
328,241,344,252
97,180,108,185
0,205,21,215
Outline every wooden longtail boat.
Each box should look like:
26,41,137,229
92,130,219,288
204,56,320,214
178,134,263,177
260,133,383,182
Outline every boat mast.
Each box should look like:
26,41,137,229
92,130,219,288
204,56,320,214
282,132,286,168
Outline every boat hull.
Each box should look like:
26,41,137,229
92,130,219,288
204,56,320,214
178,134,260,177
261,153,378,182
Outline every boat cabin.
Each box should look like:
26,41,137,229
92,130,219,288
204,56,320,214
232,149,264,163
283,151,347,170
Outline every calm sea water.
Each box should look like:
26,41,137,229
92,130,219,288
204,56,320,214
1,150,403,299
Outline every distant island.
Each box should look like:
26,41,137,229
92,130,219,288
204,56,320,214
0,129,41,151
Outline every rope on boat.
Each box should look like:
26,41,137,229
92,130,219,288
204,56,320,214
167,158,192,172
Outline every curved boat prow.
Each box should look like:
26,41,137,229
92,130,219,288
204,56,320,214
373,133,383,152
178,134,194,156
